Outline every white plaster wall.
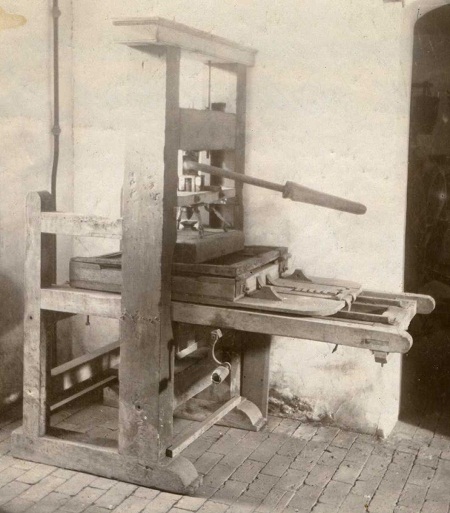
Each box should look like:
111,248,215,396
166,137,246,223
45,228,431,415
0,1,74,409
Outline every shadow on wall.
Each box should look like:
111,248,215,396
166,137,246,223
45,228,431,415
0,272,24,409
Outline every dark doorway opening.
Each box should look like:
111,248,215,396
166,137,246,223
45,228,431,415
403,6,450,426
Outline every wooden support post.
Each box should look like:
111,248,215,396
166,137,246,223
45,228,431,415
119,46,181,464
240,333,271,419
23,192,56,437
234,64,247,230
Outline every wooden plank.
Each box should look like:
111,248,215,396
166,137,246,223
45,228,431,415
174,356,217,408
234,64,247,230
241,334,270,418
70,261,122,293
174,229,245,263
173,291,347,317
167,396,243,458
177,187,235,207
119,46,180,463
50,374,118,411
41,212,122,238
174,397,265,431
41,286,121,319
51,341,120,394
172,274,237,301
179,109,236,151
113,17,256,66
171,302,413,354
361,290,435,315
11,428,200,494
172,246,289,278
23,191,55,437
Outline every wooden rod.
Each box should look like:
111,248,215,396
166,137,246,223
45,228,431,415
167,396,243,458
184,161,366,215
184,161,283,192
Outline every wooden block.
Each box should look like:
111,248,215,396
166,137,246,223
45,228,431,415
179,109,236,151
174,230,245,263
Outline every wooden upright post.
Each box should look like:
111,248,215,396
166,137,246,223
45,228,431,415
234,64,247,231
23,192,56,437
119,46,181,463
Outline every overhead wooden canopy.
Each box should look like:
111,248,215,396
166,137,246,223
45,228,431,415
113,17,257,66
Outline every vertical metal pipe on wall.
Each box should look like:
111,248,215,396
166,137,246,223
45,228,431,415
51,0,60,209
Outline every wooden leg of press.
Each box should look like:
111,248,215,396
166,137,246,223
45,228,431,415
241,333,271,418
218,333,269,431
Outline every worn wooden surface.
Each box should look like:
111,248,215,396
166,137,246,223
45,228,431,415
23,192,55,437
50,340,120,398
234,64,247,230
179,108,236,151
41,286,121,318
113,17,256,66
177,186,235,208
11,428,201,494
174,229,245,264
167,396,243,458
171,302,414,354
361,289,435,315
241,333,271,418
174,355,217,408
118,46,180,463
41,212,122,238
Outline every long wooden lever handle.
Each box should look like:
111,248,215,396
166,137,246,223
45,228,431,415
184,161,367,215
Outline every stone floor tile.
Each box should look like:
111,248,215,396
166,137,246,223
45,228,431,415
0,481,31,506
194,452,223,475
272,418,302,437
333,459,365,484
211,480,247,505
421,500,450,513
407,464,435,488
331,431,358,450
0,497,34,513
398,483,427,509
261,454,292,477
318,446,347,467
305,464,336,488
231,459,265,483
110,495,150,512
276,468,307,491
15,463,56,485
59,486,106,513
93,482,137,509
175,495,207,511
55,473,97,496
318,480,352,506
25,491,69,513
18,474,66,502
286,484,322,512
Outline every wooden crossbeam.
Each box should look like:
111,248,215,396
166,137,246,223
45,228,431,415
167,396,243,458
41,213,122,238
50,341,120,398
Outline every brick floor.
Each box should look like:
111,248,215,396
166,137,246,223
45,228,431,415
0,395,449,512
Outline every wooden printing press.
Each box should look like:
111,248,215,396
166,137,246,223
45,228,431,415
13,18,435,494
